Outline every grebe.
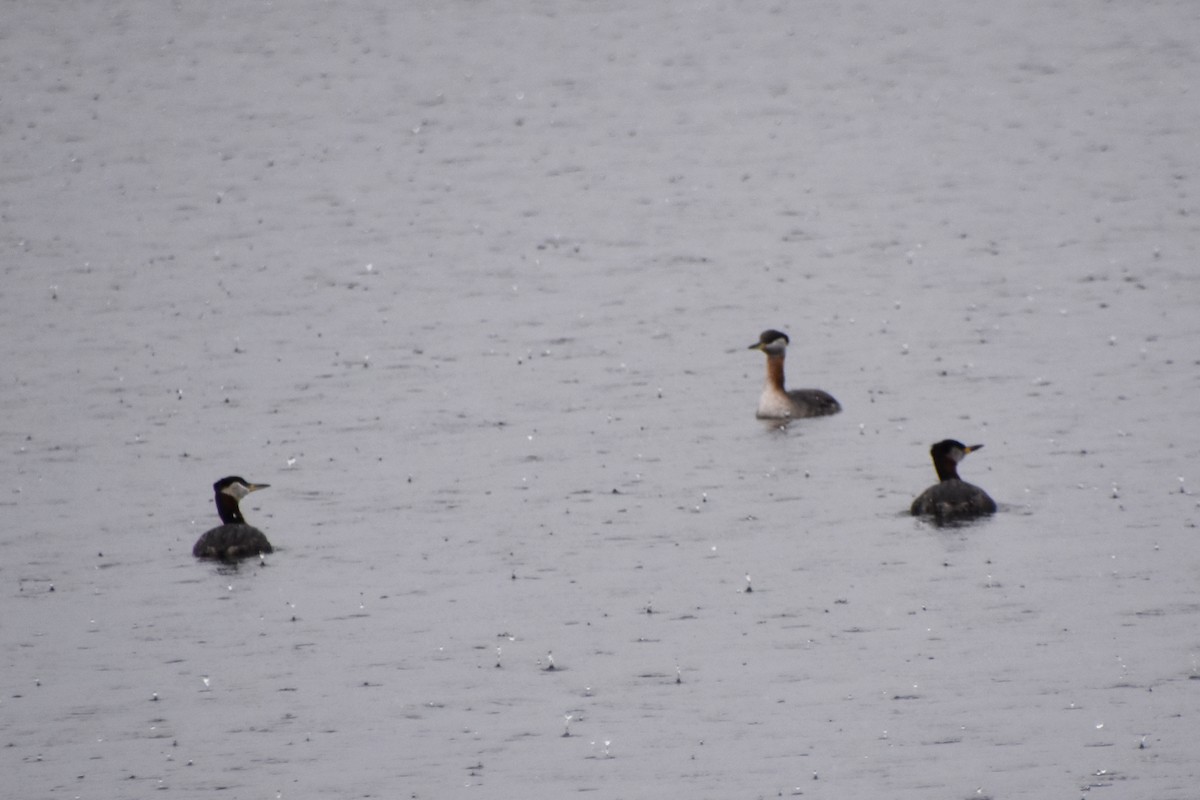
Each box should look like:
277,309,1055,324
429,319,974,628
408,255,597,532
910,440,996,520
748,329,841,419
192,476,273,560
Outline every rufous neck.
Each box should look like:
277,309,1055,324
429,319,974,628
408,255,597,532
765,353,786,391
933,458,960,482
215,492,247,525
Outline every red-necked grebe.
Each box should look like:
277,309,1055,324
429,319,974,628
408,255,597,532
910,440,996,520
192,476,273,560
748,329,841,419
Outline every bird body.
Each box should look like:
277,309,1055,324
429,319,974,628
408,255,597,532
911,440,996,520
192,523,272,560
749,329,841,419
192,476,273,560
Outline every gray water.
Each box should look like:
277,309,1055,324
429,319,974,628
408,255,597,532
3,2,1200,798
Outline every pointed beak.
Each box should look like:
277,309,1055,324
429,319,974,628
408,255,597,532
246,483,270,493
964,444,984,454
748,341,763,350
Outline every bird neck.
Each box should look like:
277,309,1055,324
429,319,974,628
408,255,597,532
764,353,787,392
933,458,961,482
215,492,247,524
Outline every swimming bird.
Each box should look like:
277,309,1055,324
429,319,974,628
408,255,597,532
748,329,841,419
192,476,273,560
910,440,996,520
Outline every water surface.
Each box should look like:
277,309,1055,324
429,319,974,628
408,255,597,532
3,2,1199,798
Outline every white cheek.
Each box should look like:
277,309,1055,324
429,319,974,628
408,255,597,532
222,483,251,500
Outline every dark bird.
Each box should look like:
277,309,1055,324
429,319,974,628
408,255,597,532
748,329,841,419
192,476,273,560
911,440,997,520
